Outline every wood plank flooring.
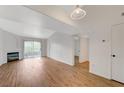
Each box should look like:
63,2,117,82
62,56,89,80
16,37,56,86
0,57,123,87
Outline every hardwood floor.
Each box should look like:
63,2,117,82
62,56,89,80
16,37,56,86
76,61,89,72
0,57,123,87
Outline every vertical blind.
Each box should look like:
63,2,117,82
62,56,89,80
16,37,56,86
24,41,41,58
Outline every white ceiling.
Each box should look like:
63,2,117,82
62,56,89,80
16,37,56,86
1,5,124,39
26,5,124,37
0,5,78,39
26,5,76,26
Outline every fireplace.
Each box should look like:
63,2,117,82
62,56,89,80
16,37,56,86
7,52,19,62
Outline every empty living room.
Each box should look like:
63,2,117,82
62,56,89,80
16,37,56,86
0,0,124,93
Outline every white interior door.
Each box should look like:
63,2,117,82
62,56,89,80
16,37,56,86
112,23,124,83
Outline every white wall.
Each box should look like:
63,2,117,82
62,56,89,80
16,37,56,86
0,30,4,65
0,29,47,65
47,32,74,66
74,39,80,56
41,39,47,57
89,26,112,79
74,6,124,79
79,37,89,63
0,29,23,65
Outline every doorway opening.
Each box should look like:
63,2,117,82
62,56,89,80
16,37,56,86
74,36,80,65
73,35,89,72
24,41,41,58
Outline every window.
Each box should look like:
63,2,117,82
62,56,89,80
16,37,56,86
24,41,41,58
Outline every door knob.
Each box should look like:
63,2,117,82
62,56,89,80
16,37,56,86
112,54,116,57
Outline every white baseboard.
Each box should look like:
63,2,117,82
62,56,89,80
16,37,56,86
48,57,74,66
89,69,111,80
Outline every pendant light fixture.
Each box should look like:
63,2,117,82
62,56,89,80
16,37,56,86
70,5,86,20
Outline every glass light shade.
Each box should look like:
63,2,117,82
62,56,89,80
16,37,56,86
70,7,86,20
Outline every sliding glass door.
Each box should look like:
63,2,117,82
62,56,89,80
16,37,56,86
24,41,41,58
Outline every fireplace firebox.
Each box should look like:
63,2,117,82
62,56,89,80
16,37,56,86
7,52,19,62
